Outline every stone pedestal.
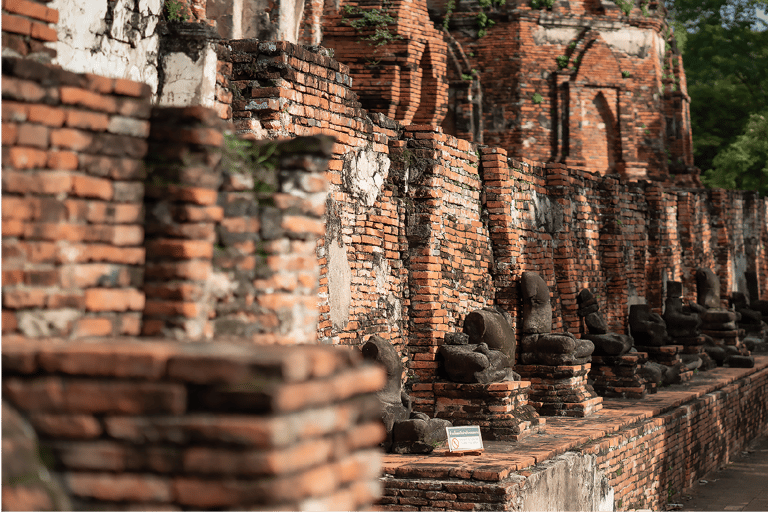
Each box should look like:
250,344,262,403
676,335,717,370
635,345,694,383
433,381,544,441
590,352,656,398
514,364,602,417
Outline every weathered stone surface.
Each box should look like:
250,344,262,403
697,267,721,309
629,304,667,347
463,307,516,362
521,272,552,334
584,333,633,356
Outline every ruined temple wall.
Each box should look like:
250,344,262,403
448,6,674,178
225,40,412,353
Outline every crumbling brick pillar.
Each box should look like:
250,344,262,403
211,136,332,344
142,106,225,339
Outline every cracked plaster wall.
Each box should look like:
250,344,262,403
50,0,161,94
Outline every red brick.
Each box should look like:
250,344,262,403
65,109,109,130
2,122,18,144
113,78,151,98
146,239,213,259
4,377,187,414
16,123,49,148
2,289,47,308
0,219,27,237
71,317,114,337
282,215,325,236
84,73,114,94
71,174,114,199
2,170,72,195
28,104,65,127
84,288,145,312
66,473,172,502
50,128,93,151
1,13,32,36
7,146,47,168
2,310,18,333
1,77,47,103
47,150,79,170
30,20,56,42
3,0,59,23
143,300,202,318
60,86,117,113
2,101,28,122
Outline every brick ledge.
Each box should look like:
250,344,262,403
383,355,768,482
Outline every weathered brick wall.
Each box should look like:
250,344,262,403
2,57,152,339
379,361,768,511
227,40,411,354
392,126,496,395
587,366,768,510
439,0,693,181
211,135,333,344
1,0,58,61
2,337,386,510
322,0,449,127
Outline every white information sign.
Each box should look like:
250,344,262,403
446,425,484,452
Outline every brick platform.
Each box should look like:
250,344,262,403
380,355,768,511
433,381,544,441
515,364,603,417
590,352,656,399
636,344,695,383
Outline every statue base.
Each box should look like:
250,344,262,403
433,381,545,441
515,363,603,417
591,351,656,398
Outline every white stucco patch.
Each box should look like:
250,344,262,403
327,241,352,330
601,27,664,60
158,45,218,107
532,26,579,46
50,0,160,93
533,25,665,61
344,148,390,208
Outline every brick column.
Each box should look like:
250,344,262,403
142,106,225,339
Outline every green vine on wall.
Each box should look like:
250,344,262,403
613,0,632,16
530,0,554,9
221,133,279,194
474,0,504,37
163,0,189,22
443,0,456,30
341,3,402,47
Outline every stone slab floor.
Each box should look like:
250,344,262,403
679,431,768,511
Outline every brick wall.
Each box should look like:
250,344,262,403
432,0,693,181
1,0,58,61
379,359,768,511
2,336,386,510
322,0,449,127
2,57,152,339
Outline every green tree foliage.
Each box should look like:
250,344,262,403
667,0,768,194
702,109,768,195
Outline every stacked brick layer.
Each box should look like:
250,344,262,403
380,357,768,511
434,381,544,441
2,57,152,339
590,352,655,399
1,0,58,60
2,337,387,510
516,363,603,417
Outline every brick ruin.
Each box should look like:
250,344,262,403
2,0,768,509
